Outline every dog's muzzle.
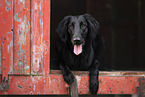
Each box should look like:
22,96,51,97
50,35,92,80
73,37,83,55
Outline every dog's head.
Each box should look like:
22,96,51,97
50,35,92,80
56,14,100,55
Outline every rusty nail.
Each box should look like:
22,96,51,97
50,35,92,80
4,67,6,70
4,37,6,40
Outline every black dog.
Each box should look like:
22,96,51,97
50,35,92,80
54,14,106,95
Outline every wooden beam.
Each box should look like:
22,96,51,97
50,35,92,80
0,71,144,95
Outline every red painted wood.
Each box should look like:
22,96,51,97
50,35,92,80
0,74,141,95
13,0,30,74
31,0,44,75
43,0,50,76
0,38,1,74
0,0,142,96
0,0,13,78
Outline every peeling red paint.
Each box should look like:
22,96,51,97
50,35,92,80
0,0,143,96
13,0,30,74
0,0,13,79
31,0,44,75
5,0,12,12
43,0,50,76
0,74,142,95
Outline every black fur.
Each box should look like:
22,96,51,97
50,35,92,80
54,14,108,95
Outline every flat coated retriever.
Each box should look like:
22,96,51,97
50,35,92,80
54,14,109,95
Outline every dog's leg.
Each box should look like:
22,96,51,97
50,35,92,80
60,64,75,85
89,60,100,95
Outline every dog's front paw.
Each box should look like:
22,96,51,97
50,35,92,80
63,73,75,85
89,79,99,95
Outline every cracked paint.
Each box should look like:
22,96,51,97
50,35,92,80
34,2,38,10
0,0,49,95
16,15,30,73
5,0,11,12
14,13,21,22
19,0,25,9
17,84,23,89
0,0,51,94
9,40,13,73
18,15,29,45
0,45,1,74
0,0,13,79
31,0,44,75
13,0,30,74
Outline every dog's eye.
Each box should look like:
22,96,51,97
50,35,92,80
81,25,86,29
69,25,73,29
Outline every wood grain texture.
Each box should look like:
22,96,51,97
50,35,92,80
31,0,44,75
0,0,13,78
13,0,30,74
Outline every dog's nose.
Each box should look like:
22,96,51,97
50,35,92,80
74,37,81,44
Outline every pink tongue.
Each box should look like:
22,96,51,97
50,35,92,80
73,45,82,55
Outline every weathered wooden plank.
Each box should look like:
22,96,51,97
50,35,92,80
13,0,30,74
0,73,141,95
31,0,44,75
0,34,1,74
138,78,145,97
1,35,11,79
43,0,50,76
0,0,13,77
0,38,1,74
70,78,78,97
50,70,145,77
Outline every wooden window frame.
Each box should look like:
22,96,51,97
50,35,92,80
0,0,145,96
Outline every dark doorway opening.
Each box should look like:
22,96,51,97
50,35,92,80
50,0,145,70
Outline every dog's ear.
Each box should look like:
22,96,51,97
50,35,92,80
56,16,72,42
83,14,100,39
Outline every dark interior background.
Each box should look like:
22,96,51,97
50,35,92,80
50,0,145,71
